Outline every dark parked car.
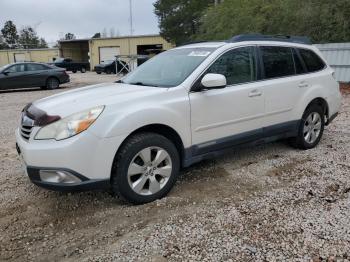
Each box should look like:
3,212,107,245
94,60,129,74
0,62,69,90
52,58,90,73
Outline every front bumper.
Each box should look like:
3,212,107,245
15,128,127,191
26,166,109,192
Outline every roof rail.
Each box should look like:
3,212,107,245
227,34,312,45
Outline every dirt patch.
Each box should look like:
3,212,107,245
0,80,350,261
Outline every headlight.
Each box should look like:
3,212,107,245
35,106,104,140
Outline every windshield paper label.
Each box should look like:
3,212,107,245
188,51,211,57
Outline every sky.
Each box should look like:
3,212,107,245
0,0,160,45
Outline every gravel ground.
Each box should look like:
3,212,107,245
0,75,349,261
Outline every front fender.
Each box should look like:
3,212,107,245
88,88,192,149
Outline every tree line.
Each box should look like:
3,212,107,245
0,21,48,49
154,0,350,45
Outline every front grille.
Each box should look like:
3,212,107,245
20,113,35,141
20,125,33,140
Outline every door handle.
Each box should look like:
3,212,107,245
248,89,262,97
298,82,309,88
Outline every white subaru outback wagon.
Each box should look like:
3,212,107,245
16,34,341,204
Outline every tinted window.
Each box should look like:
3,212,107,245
299,49,325,72
6,64,26,73
207,46,256,85
261,46,295,79
26,64,48,71
292,49,306,74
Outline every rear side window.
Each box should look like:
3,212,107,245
299,49,325,72
260,46,295,79
26,64,49,71
206,46,257,85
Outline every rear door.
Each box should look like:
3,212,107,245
25,63,50,87
258,46,306,133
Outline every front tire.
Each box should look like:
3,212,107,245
81,67,86,73
111,133,180,204
291,104,325,149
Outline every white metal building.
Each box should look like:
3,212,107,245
315,43,350,83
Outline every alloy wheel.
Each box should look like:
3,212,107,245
303,112,322,144
127,147,172,196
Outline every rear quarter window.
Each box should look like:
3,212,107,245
299,49,326,72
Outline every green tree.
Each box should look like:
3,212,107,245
154,0,214,44
18,26,40,49
196,0,350,43
38,37,48,48
0,34,8,49
64,32,76,40
1,20,18,48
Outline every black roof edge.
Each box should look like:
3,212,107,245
227,34,312,45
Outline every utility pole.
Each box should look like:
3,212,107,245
129,0,134,36
128,0,134,62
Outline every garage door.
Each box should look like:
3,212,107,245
14,53,26,62
99,47,120,63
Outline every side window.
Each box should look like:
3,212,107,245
26,64,48,71
292,48,306,74
6,64,26,73
299,49,325,72
260,46,295,79
206,46,257,85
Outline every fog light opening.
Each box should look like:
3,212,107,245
39,170,82,184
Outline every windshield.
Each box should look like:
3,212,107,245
122,47,215,87
0,65,9,72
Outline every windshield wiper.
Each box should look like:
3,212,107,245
129,82,158,87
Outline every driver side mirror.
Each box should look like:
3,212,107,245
200,73,226,90
2,71,10,75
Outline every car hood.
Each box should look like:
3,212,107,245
33,83,165,117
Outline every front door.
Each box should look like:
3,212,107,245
189,46,265,155
0,64,27,90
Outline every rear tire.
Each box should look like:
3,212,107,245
72,70,77,73
96,72,101,74
106,69,112,74
46,77,60,90
111,133,180,204
291,104,325,149
81,67,86,73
